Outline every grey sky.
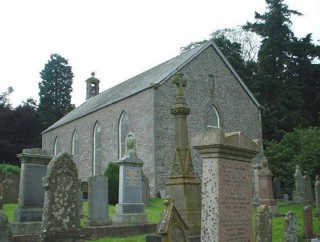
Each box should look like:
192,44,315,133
0,0,319,107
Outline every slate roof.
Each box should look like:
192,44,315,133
43,41,260,133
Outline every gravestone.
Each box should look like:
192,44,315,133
112,132,148,224
40,153,81,242
293,165,305,203
273,177,283,200
2,173,20,204
87,174,109,226
142,172,150,205
14,148,52,222
0,197,3,209
258,157,278,214
284,194,289,203
0,210,13,242
255,205,272,242
165,73,201,237
315,181,320,216
303,206,313,241
284,211,298,242
192,129,260,242
304,172,313,207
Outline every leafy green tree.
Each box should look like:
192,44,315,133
38,53,74,128
245,0,320,141
266,127,320,195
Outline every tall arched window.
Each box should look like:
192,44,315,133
71,129,79,164
118,111,129,159
53,136,61,155
93,122,102,175
205,104,220,129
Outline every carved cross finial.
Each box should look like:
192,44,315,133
172,73,187,96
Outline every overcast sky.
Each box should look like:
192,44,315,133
1,0,319,108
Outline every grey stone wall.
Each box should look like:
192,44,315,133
42,88,156,194
154,46,262,194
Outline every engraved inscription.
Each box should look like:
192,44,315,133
125,168,140,187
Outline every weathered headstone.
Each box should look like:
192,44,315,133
273,177,283,200
2,173,20,204
304,172,313,207
293,165,305,203
0,197,3,209
258,157,278,214
40,153,81,242
112,132,148,224
255,205,272,242
284,194,289,203
158,196,188,242
142,172,150,205
87,174,109,226
315,181,320,216
14,148,52,222
165,73,201,237
303,206,313,241
0,210,13,242
284,211,298,242
192,130,260,242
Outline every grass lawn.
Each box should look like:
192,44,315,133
2,199,320,241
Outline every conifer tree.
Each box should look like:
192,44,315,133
38,54,74,128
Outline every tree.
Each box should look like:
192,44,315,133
266,127,320,195
245,0,320,141
38,53,74,128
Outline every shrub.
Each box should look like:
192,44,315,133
0,163,20,174
104,162,119,205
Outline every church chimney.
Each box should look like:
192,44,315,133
86,72,100,100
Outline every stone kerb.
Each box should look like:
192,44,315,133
40,153,81,242
192,129,260,242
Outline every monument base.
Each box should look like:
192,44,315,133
14,207,43,222
86,220,111,226
10,222,42,235
112,213,148,224
115,203,145,214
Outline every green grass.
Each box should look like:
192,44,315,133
3,200,320,241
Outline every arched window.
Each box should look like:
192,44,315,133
118,111,129,159
205,104,220,129
71,129,79,162
93,122,102,175
53,136,61,155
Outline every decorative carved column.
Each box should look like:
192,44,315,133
165,73,201,236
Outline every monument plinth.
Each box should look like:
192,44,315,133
165,73,201,236
192,130,260,242
112,132,148,224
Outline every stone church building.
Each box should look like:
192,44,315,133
42,41,263,196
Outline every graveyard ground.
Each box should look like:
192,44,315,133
2,199,320,241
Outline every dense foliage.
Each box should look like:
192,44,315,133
0,163,21,174
38,53,74,128
104,162,119,205
265,127,320,195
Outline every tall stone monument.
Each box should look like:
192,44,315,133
11,148,52,235
293,165,305,203
40,153,81,242
192,130,260,242
258,157,278,214
165,73,201,236
315,181,320,216
112,132,148,224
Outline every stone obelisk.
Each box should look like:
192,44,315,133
165,73,201,236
